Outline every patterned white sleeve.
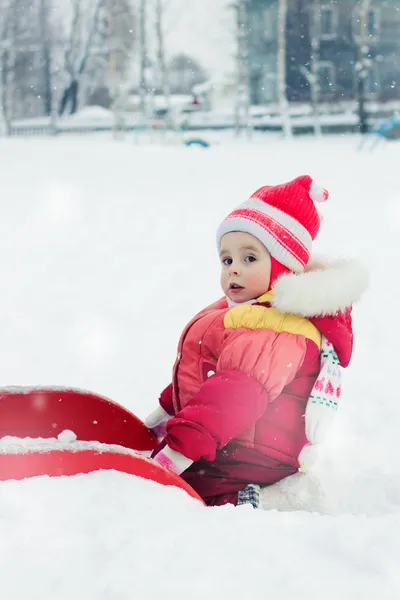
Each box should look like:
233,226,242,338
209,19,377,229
305,335,342,444
298,335,342,471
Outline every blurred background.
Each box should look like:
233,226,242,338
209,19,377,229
0,0,398,139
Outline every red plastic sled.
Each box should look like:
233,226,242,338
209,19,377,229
0,387,157,451
0,447,204,503
0,387,204,503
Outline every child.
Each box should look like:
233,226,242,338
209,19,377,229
145,175,367,509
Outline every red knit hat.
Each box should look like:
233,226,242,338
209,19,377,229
216,175,328,272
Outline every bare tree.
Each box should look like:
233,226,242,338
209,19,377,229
97,0,135,136
0,56,12,133
155,0,170,111
233,0,251,137
0,0,15,133
277,0,292,137
0,0,61,122
38,0,53,117
139,0,147,117
58,0,104,116
0,0,37,128
355,0,372,134
89,0,135,104
300,0,321,136
0,0,136,123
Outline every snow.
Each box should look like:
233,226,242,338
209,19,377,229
0,436,147,456
0,132,398,598
65,106,115,121
57,429,77,443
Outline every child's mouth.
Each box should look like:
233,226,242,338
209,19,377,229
229,283,244,294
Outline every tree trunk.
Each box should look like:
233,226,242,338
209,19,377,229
155,0,170,116
277,0,292,137
139,0,147,118
357,0,371,135
59,85,70,116
39,0,53,117
357,72,368,134
1,48,11,136
70,80,79,114
59,79,79,115
309,0,321,136
234,0,251,137
59,0,103,118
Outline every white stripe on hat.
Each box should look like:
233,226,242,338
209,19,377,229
217,216,305,272
242,198,312,253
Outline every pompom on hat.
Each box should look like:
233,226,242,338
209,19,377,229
216,174,328,273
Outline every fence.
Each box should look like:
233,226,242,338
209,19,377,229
3,109,391,138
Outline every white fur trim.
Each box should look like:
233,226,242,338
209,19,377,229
272,257,369,317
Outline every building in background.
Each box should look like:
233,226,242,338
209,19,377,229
247,0,400,105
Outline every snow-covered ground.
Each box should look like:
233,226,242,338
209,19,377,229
0,132,398,599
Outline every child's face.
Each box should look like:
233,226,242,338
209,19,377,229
220,232,271,303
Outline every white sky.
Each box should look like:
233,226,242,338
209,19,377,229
162,0,235,79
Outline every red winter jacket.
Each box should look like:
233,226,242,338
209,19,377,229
154,286,354,506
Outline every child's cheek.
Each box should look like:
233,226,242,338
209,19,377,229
221,271,228,291
247,270,269,288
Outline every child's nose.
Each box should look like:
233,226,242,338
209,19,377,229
229,262,240,275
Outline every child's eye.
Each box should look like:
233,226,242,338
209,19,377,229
245,255,256,263
222,257,232,266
